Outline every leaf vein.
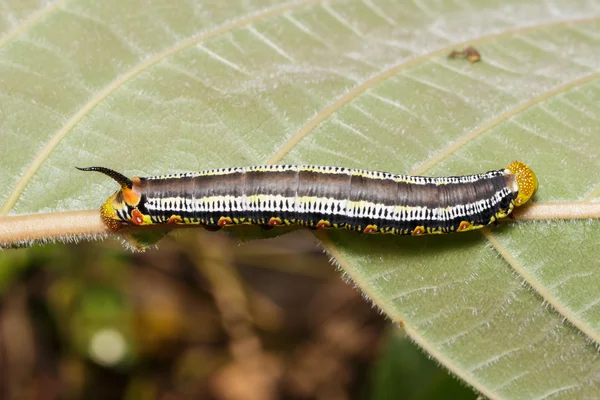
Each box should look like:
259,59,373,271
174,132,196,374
267,17,600,166
0,0,69,49
481,228,600,346
0,0,322,215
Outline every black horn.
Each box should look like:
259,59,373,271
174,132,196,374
76,167,133,189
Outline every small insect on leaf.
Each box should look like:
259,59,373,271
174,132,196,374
448,46,481,63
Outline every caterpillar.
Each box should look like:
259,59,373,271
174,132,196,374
78,161,537,236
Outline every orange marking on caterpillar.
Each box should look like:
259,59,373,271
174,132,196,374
457,221,471,231
121,177,142,206
364,224,377,233
218,217,233,226
131,209,145,225
268,217,283,226
121,188,140,206
411,226,425,236
316,220,331,229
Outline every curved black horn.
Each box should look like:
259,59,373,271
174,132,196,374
76,167,133,189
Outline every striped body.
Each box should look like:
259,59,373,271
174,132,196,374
119,165,519,235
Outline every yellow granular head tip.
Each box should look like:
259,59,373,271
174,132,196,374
506,161,538,206
100,194,122,231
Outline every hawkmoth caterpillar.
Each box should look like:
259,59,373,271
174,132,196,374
78,161,537,236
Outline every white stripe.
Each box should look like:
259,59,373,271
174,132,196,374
145,187,512,222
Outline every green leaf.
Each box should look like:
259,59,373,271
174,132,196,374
1,0,599,397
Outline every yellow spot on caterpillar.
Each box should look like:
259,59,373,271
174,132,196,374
316,220,331,229
427,227,444,235
363,224,377,233
505,161,538,206
495,209,508,218
218,217,232,226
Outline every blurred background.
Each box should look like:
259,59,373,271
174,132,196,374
0,229,475,399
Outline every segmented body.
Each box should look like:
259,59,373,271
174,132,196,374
82,162,539,236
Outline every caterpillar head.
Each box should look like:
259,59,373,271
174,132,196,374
77,167,144,230
505,161,538,206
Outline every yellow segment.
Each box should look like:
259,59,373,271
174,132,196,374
100,194,121,231
505,161,538,206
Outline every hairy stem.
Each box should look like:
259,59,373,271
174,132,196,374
0,202,598,249
511,202,600,220
0,210,109,247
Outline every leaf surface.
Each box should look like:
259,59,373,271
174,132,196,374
1,0,599,397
